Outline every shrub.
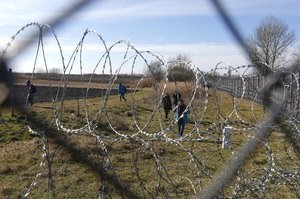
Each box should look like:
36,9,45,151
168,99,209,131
139,78,153,88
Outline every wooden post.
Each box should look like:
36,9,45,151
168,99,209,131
9,68,15,116
252,76,255,99
290,74,294,110
77,90,80,117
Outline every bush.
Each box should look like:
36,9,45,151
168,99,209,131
139,78,153,88
168,69,194,82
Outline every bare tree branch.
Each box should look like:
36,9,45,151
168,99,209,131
248,16,295,75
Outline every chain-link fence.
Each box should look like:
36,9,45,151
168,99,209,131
0,0,299,198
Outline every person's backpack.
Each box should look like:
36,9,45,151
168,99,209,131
31,85,37,93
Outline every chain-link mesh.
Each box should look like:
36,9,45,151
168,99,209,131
0,1,299,198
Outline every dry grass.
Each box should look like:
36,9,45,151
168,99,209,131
0,84,299,198
13,72,142,89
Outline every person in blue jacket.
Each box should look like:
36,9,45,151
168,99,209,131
118,83,127,102
173,99,190,138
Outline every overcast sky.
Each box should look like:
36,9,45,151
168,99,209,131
1,0,300,74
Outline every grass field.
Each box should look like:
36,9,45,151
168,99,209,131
13,72,143,89
0,82,299,198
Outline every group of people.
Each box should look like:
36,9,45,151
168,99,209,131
26,81,128,106
162,91,190,138
26,80,188,138
118,83,189,138
26,82,128,106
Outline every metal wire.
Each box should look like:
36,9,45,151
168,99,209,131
0,1,299,198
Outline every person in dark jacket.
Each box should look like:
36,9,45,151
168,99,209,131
172,91,181,106
118,83,127,102
173,99,190,138
162,93,172,119
26,80,36,106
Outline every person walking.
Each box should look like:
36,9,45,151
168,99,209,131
26,80,37,106
173,99,190,138
162,93,172,119
118,83,127,102
172,91,181,106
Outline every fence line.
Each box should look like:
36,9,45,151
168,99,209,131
0,1,299,198
208,71,300,111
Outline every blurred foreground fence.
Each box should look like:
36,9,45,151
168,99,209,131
0,0,299,199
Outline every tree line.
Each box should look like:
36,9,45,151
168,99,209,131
144,54,195,82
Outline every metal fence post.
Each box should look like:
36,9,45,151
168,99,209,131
222,126,232,149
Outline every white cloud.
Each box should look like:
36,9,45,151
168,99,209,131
83,0,211,19
13,39,300,74
77,0,300,22
0,0,75,26
1,0,299,28
221,0,300,16
9,40,250,73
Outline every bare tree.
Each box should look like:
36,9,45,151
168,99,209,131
248,16,295,75
144,60,166,82
167,54,194,81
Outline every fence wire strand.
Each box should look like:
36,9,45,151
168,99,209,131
0,1,299,199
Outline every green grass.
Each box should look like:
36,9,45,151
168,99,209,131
0,110,31,143
0,88,299,198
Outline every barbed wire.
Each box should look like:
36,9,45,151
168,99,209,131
0,2,299,199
